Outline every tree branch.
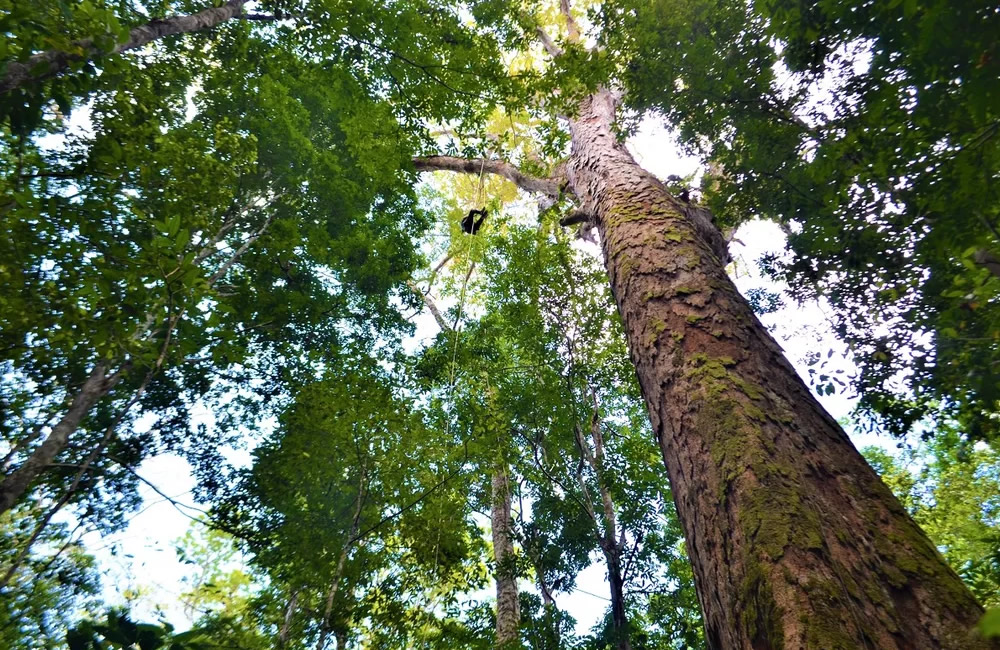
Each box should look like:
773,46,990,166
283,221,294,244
536,27,563,58
0,362,124,516
560,0,582,42
406,279,450,331
0,0,249,95
559,210,591,227
413,156,564,198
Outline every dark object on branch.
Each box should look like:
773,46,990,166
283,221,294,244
665,174,692,204
462,209,487,234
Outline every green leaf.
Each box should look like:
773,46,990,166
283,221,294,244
175,228,190,250
980,609,1000,638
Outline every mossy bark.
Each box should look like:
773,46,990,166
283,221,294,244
566,89,992,649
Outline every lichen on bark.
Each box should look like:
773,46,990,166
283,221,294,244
565,87,993,649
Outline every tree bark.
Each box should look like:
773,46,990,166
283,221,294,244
0,361,122,515
565,88,992,649
492,466,520,648
0,0,249,95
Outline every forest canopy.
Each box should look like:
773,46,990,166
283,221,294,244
1,0,1000,648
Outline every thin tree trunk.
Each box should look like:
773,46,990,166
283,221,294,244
0,0,249,95
579,395,632,650
0,361,122,515
604,549,630,650
525,526,559,649
317,482,364,650
278,588,300,648
0,205,273,517
538,573,560,648
316,551,348,650
566,87,991,649
492,466,520,648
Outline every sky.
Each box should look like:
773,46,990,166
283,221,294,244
67,114,905,641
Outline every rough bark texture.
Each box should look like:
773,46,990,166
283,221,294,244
0,361,121,515
566,88,991,649
492,467,520,648
0,0,248,95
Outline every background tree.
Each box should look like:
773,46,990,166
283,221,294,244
0,0,507,581
208,362,492,649
408,196,708,649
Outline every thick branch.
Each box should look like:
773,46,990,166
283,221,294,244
1,0,248,95
0,362,123,515
206,211,277,287
413,155,564,198
536,27,563,58
559,210,592,227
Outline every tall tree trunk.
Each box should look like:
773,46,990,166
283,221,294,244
492,466,520,648
0,0,249,95
566,88,991,649
0,361,122,515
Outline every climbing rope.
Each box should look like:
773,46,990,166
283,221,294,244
447,158,487,388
